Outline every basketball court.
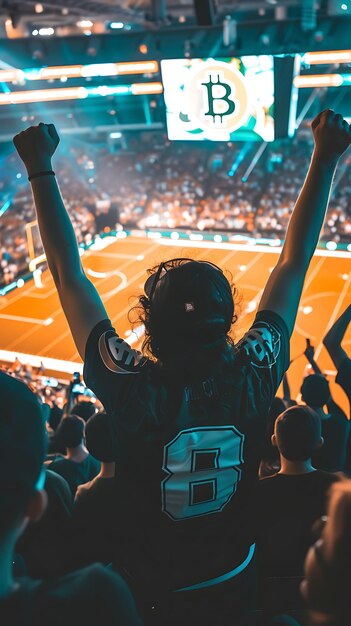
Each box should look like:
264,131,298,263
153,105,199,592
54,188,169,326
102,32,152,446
0,234,350,412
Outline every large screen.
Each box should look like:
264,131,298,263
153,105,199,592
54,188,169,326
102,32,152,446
161,56,275,142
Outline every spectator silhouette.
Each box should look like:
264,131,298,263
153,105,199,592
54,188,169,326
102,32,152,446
71,412,118,565
255,405,339,615
47,415,100,496
302,480,351,625
301,374,350,472
0,371,142,626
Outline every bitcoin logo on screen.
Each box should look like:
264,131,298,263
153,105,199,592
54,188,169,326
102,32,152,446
185,61,250,135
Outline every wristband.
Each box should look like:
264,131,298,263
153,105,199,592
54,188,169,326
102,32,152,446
28,170,55,182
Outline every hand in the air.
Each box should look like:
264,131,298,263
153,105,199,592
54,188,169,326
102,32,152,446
312,109,351,160
304,342,315,361
13,122,60,174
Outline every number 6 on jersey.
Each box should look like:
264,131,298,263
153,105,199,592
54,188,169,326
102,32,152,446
162,426,245,521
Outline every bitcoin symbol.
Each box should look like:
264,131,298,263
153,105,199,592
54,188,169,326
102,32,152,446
201,73,236,125
185,61,250,137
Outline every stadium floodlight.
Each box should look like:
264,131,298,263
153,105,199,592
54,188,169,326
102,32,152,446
131,82,162,94
0,86,88,105
0,82,162,105
77,20,93,28
326,241,338,251
38,27,54,36
294,74,343,88
304,50,351,64
0,61,159,83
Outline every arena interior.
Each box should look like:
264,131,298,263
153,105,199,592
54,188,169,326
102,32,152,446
1,2,351,625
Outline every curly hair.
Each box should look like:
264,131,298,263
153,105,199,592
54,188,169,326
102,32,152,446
128,259,241,374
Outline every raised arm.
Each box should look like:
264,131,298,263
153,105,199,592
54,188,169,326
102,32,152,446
304,339,323,376
258,110,351,336
323,304,351,369
13,123,107,359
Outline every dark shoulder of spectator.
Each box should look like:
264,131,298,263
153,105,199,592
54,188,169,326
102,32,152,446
33,564,142,626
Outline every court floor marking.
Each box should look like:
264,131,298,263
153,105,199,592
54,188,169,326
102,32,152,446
293,257,326,340
0,313,54,325
314,272,351,362
67,246,244,361
67,248,274,360
0,348,83,375
28,286,59,300
157,238,351,260
109,249,264,350
39,241,178,357
110,247,253,329
2,237,349,371
4,241,161,351
294,292,339,341
0,240,154,309
5,308,67,351
91,252,145,260
1,247,350,411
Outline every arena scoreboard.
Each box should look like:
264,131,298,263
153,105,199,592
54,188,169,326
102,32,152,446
161,55,300,142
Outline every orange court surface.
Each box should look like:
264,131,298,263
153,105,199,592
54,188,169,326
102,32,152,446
0,234,351,413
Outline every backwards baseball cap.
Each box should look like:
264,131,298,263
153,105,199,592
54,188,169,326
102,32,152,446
301,374,331,408
0,371,47,532
144,259,234,351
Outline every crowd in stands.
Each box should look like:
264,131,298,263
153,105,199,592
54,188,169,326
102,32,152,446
1,110,351,626
1,124,351,286
2,307,351,625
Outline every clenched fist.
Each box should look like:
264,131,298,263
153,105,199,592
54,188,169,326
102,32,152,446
13,122,60,175
312,109,351,161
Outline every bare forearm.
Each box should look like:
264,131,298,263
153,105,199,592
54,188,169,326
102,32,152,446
30,172,83,284
281,150,338,267
305,354,322,375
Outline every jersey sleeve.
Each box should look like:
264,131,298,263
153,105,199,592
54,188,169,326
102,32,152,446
236,309,290,406
83,319,147,413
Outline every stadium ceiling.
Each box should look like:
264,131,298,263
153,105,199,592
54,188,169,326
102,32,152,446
0,1,337,34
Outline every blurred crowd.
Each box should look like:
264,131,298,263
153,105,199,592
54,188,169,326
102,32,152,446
1,126,351,286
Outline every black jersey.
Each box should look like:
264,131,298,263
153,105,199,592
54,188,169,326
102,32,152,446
84,310,289,594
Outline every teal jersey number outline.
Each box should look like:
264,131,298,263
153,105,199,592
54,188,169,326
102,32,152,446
162,426,245,521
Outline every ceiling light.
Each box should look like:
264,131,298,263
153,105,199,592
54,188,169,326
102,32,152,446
109,22,124,29
38,27,54,36
77,20,93,28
